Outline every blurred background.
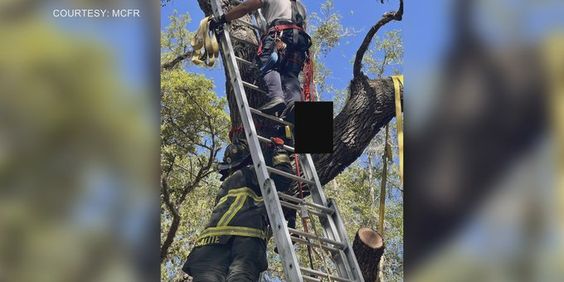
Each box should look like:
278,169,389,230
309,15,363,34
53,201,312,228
0,0,159,281
406,0,564,281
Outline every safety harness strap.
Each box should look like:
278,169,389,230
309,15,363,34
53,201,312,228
268,24,304,34
392,75,404,185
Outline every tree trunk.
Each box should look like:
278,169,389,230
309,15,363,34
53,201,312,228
353,228,385,282
378,126,389,234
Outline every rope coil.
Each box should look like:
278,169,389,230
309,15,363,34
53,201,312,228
191,17,220,66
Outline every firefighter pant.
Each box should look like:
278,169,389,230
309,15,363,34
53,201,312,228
183,237,268,282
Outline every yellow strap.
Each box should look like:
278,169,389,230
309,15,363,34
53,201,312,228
191,17,219,67
391,75,404,185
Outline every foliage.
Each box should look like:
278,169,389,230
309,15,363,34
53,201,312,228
160,67,229,256
364,29,403,78
161,10,194,70
307,0,357,97
160,12,230,278
0,16,153,281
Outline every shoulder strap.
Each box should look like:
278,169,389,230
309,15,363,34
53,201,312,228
290,0,304,27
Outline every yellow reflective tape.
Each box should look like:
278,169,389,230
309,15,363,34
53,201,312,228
197,226,267,241
285,125,293,139
214,187,263,209
230,187,263,202
392,75,404,185
217,195,244,226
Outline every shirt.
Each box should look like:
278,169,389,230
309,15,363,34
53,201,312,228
260,0,306,26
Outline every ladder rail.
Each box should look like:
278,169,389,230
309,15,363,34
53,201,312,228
300,154,364,281
210,0,303,281
298,154,353,278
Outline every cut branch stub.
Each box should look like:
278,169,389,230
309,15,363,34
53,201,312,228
353,228,385,282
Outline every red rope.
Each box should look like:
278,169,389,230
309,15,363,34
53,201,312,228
302,57,316,102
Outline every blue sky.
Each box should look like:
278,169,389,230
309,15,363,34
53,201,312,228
161,0,405,100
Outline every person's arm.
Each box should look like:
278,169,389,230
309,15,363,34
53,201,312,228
209,0,262,29
224,0,263,21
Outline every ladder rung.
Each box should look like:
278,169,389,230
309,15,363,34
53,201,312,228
230,35,259,47
235,56,254,66
242,81,267,94
280,201,326,217
303,275,322,282
257,135,295,152
278,193,335,215
267,167,315,185
250,108,293,127
291,235,341,253
300,267,354,282
287,228,346,249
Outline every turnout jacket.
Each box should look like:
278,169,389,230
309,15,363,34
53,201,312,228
195,166,268,247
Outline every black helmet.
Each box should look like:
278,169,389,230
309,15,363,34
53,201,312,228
218,141,251,180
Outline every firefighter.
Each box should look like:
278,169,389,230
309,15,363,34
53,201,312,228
183,139,292,281
208,0,312,116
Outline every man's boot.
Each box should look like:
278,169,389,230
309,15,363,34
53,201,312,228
270,137,293,191
280,100,296,124
259,97,286,115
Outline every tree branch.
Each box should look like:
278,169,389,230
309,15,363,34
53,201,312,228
353,0,403,78
161,50,193,70
160,165,181,263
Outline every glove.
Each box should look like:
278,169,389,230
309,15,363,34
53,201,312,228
208,14,227,30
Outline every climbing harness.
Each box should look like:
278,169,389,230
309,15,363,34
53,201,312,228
191,17,219,66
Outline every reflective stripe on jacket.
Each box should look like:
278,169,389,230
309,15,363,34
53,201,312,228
195,167,268,247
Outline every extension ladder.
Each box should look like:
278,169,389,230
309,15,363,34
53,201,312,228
210,1,364,281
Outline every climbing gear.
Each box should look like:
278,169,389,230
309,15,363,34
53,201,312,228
191,16,220,66
302,53,316,101
259,50,279,75
210,0,364,280
269,137,294,192
391,75,404,185
208,14,227,30
266,22,312,51
290,0,307,28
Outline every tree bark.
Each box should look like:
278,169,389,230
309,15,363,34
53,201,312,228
353,228,385,282
161,176,181,263
378,126,389,234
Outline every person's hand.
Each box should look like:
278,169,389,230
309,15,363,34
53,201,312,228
208,14,226,30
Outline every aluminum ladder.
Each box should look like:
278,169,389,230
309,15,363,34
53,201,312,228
210,1,364,281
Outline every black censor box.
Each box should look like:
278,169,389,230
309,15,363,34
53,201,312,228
294,102,333,153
